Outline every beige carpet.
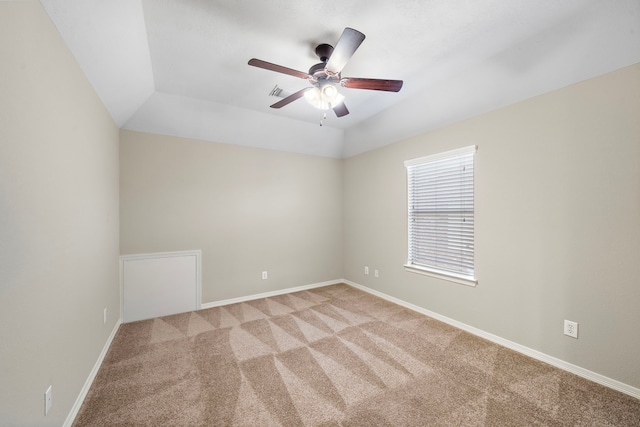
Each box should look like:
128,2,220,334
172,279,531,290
74,284,640,426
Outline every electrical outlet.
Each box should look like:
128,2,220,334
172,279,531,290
564,320,578,338
364,266,369,275
262,271,268,280
44,385,52,415
103,308,107,324
374,269,379,278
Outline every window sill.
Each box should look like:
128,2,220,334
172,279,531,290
404,264,477,287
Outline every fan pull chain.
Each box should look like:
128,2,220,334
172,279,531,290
320,112,327,127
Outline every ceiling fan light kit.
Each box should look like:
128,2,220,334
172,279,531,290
248,27,403,119
303,83,345,111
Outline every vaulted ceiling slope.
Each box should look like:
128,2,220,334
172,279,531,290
40,0,640,158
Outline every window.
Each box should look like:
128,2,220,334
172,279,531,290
404,146,477,286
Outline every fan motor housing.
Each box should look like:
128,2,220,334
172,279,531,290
309,62,339,84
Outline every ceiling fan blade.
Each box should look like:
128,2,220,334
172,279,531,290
270,87,311,109
341,77,403,92
333,102,349,118
248,58,311,80
325,28,365,75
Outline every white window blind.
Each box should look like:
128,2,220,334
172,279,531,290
405,146,476,283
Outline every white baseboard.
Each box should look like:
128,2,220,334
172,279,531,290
63,317,122,427
344,280,640,400
200,279,343,309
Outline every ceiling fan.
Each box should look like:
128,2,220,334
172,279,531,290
248,27,403,118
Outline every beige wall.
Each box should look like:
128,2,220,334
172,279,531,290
0,1,120,425
119,130,343,303
343,64,640,388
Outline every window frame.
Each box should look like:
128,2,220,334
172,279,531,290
404,145,478,287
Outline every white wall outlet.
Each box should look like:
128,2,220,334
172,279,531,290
103,307,107,324
44,385,52,415
564,320,578,338
262,271,268,280
374,269,379,278
364,266,369,275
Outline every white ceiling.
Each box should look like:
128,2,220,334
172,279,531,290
40,0,640,158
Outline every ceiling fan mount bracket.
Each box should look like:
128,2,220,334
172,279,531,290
315,43,334,63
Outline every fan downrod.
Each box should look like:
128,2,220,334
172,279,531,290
309,43,339,81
